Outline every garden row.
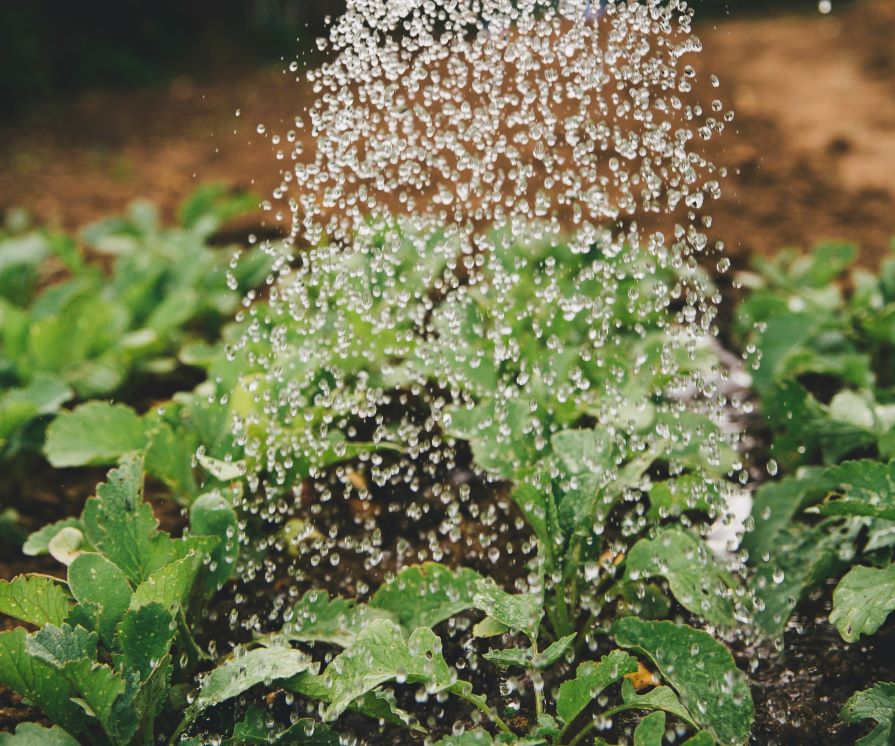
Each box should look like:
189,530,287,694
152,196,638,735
0,192,892,744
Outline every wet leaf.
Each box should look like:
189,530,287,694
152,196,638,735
0,723,80,746
681,733,716,746
116,603,175,680
320,619,455,721
817,460,895,522
555,649,638,725
751,522,852,638
472,579,542,640
26,625,129,742
81,456,184,584
741,468,831,561
612,618,753,745
370,563,483,632
280,590,392,648
0,575,72,627
533,633,576,668
67,553,133,647
625,527,738,627
0,628,88,735
190,493,239,592
225,706,338,744
188,647,316,720
552,429,618,477
840,682,895,746
830,563,895,643
633,711,666,746
483,646,531,670
129,551,207,613
605,679,698,731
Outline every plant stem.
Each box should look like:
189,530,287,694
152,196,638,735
567,538,581,620
176,608,205,665
548,585,573,639
452,686,513,736
566,719,597,746
573,610,598,658
529,636,544,718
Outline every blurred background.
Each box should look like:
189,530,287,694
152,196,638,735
1,0,893,263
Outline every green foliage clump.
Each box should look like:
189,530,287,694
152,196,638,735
738,239,895,721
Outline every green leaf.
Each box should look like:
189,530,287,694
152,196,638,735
81,457,180,584
625,528,738,627
472,615,509,638
552,429,618,476
0,575,72,627
189,647,316,719
0,723,80,746
681,734,716,746
129,550,207,613
472,578,542,640
0,628,88,735
178,183,258,236
280,590,393,648
533,713,561,740
483,646,531,670
555,649,638,725
117,603,175,680
605,679,699,731
26,625,129,742
840,682,895,746
68,553,133,647
144,422,198,500
435,730,495,745
45,402,148,468
634,712,666,746
59,658,128,741
0,374,73,442
190,493,239,592
320,619,455,721
830,564,895,643
752,522,853,638
742,470,831,561
533,633,576,668
225,706,339,745
23,519,83,557
817,460,895,521
369,563,482,632
612,618,753,745
26,623,98,664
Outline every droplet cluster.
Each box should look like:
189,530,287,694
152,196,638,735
225,0,737,619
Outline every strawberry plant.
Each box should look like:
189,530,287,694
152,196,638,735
738,238,895,729
171,563,750,744
0,456,238,745
9,226,759,743
0,185,270,463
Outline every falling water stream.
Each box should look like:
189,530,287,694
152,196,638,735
215,0,745,737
